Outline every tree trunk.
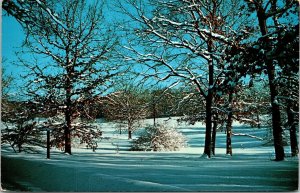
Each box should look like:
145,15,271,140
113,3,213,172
18,143,22,153
64,114,72,154
287,104,298,157
128,121,132,139
211,117,217,156
153,103,156,126
269,92,285,160
203,41,214,158
47,130,50,159
256,113,260,128
256,5,284,161
226,92,233,156
226,112,233,156
128,130,132,139
64,74,72,155
266,57,285,160
204,96,212,158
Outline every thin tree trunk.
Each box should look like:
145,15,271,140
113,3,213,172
211,116,217,156
64,71,72,155
64,110,72,154
226,92,233,156
256,113,260,128
18,126,23,153
256,5,284,161
47,130,50,159
204,96,212,157
287,104,298,157
153,103,156,127
128,121,132,139
128,130,132,139
18,143,22,153
226,120,232,156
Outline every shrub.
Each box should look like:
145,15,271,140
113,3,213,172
131,124,187,151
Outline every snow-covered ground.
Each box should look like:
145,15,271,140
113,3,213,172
1,117,299,191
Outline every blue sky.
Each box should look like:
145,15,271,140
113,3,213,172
1,2,132,98
1,1,126,87
2,1,298,95
1,1,140,93
2,15,25,79
2,14,29,98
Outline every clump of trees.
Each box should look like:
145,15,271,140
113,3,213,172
117,0,298,160
1,101,45,153
1,68,44,153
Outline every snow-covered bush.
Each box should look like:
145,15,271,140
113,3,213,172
131,124,187,151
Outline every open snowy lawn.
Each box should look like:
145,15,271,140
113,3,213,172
1,118,299,192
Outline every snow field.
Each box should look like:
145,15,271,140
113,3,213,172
1,117,299,191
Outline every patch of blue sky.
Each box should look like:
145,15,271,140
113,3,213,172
2,15,32,98
2,16,25,75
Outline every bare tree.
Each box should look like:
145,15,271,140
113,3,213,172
148,87,185,126
117,0,252,158
18,0,121,154
103,85,149,139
